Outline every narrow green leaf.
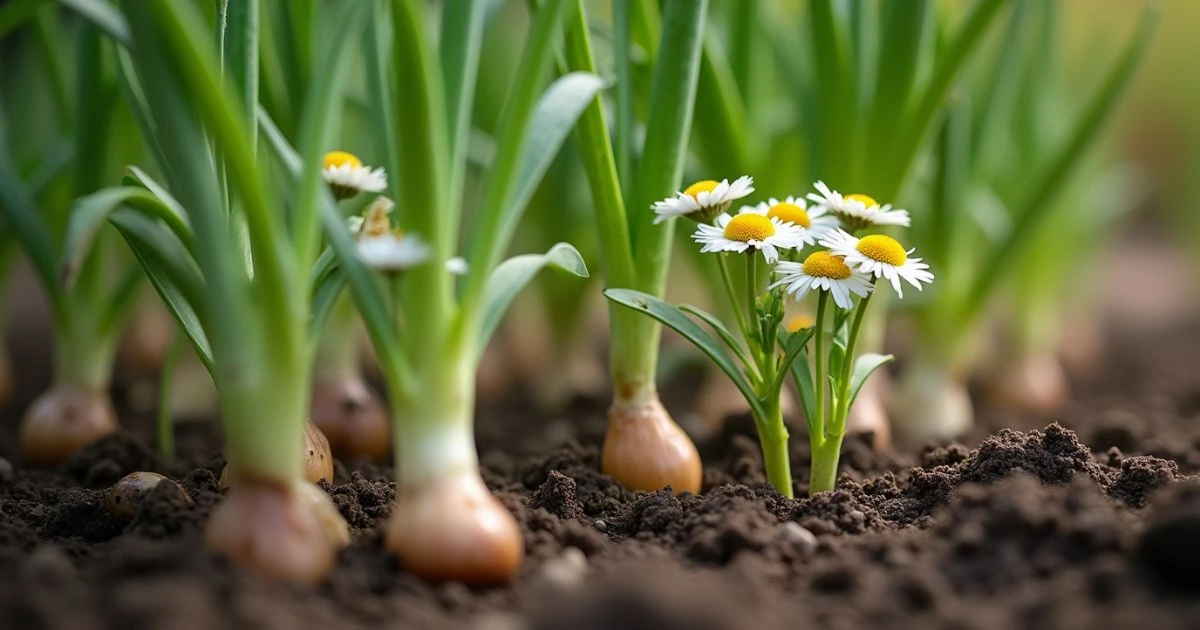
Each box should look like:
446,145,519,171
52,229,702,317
477,243,589,359
629,0,707,293
60,0,131,46
0,0,50,43
478,72,605,285
0,148,60,307
605,288,767,421
772,326,814,395
848,353,893,409
559,0,637,288
678,303,753,372
107,212,213,372
959,7,1156,326
789,352,818,443
462,0,575,308
883,0,1009,199
61,186,195,288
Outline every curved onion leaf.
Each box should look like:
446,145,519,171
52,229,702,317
605,287,766,421
477,242,589,360
108,212,212,372
61,186,194,288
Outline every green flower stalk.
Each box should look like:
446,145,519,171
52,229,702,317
609,182,934,497
559,0,710,495
0,19,143,465
62,0,382,582
294,0,596,583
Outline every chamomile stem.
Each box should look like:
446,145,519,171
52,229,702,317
745,253,759,358
832,292,873,436
716,252,750,341
812,291,829,439
758,394,793,498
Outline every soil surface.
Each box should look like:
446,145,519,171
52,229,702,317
2,250,1200,629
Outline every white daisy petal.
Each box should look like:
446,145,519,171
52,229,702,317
651,175,755,224
820,229,934,298
691,212,808,263
771,251,874,309
323,151,388,199
806,181,910,229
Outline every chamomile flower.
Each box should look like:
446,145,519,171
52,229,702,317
740,196,838,244
323,151,387,200
806,181,910,230
770,251,874,310
351,197,429,273
652,176,754,224
692,212,808,263
356,234,430,272
820,229,933,298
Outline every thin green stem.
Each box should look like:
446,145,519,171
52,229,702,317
744,253,758,357
832,292,872,436
716,253,750,340
812,291,829,441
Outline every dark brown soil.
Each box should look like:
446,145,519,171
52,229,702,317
3,272,1200,628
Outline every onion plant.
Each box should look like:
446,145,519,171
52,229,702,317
557,0,710,495
0,15,142,465
277,0,596,583
56,0,378,582
892,1,1156,441
609,182,934,496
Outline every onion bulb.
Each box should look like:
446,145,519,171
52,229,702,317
602,396,701,494
384,469,523,583
206,480,349,584
20,383,117,466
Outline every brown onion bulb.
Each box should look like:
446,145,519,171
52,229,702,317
384,470,523,584
309,377,390,460
20,383,117,466
206,480,349,584
602,396,701,495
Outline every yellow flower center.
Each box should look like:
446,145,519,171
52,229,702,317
684,180,720,202
856,234,907,266
802,251,852,280
767,201,811,228
723,214,775,242
845,193,877,208
785,313,815,332
324,150,363,170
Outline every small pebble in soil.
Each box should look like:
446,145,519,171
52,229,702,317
533,547,589,592
593,519,607,533
776,522,818,557
107,471,193,521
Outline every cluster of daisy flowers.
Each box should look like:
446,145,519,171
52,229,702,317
654,176,933,309
323,150,469,276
